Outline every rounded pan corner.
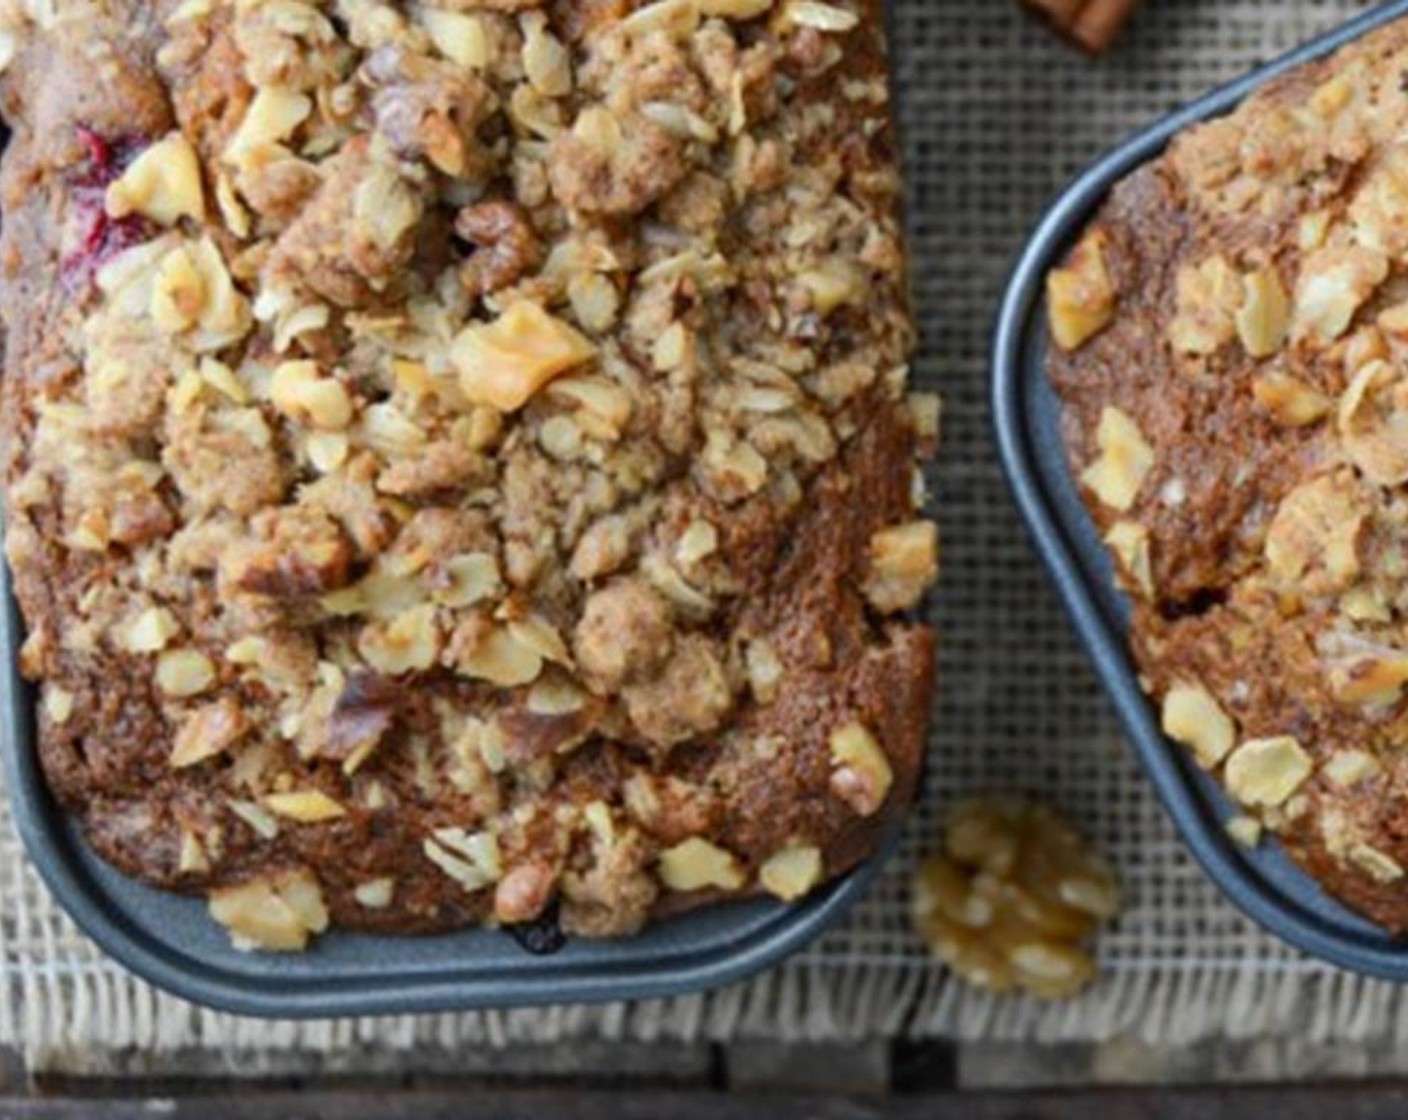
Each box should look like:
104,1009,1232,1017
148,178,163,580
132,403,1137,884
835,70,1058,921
992,0,1408,980
0,558,893,1018
38,822,883,1019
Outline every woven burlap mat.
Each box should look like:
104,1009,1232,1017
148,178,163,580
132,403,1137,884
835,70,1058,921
4,0,1403,1070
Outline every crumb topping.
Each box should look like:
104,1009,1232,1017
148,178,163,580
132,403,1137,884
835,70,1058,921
0,0,934,948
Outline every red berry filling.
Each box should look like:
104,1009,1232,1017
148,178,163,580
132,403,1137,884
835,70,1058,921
61,126,155,293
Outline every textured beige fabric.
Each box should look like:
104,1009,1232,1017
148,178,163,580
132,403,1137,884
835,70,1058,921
3,0,1401,1068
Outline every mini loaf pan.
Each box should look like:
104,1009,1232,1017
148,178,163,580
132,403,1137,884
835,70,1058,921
1,7,913,1018
1,561,891,1018
993,0,1408,980
0,54,914,1015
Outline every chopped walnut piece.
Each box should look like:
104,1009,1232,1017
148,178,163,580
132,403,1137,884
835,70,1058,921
424,828,502,893
675,519,719,567
1046,231,1115,351
420,9,493,69
225,86,312,169
354,878,396,909
1323,749,1383,789
658,837,746,892
759,845,823,901
1323,643,1408,708
912,798,1119,1000
1103,520,1152,597
1223,736,1313,809
156,649,217,697
208,867,329,952
1338,360,1408,486
455,201,543,298
1168,254,1244,356
364,44,491,176
1252,372,1332,427
1079,406,1154,512
151,244,205,333
148,238,253,351
798,257,867,316
451,301,596,412
494,861,557,924
269,360,354,430
781,0,859,32
1160,682,1235,768
324,669,398,771
520,11,571,98
170,696,249,769
1292,246,1389,344
226,506,353,600
827,721,893,817
1263,471,1366,594
357,603,441,675
862,520,939,612
1226,816,1263,849
43,687,74,725
106,132,205,226
121,606,181,654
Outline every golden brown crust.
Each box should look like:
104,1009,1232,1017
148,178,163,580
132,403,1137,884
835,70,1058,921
1048,17,1408,932
0,0,935,947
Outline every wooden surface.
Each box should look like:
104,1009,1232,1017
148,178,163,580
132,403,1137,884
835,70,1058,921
7,1085,1408,1119
8,1039,1408,1118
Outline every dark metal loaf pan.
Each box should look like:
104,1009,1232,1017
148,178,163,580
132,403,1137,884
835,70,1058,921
0,3,927,1020
1,531,889,1017
993,1,1408,979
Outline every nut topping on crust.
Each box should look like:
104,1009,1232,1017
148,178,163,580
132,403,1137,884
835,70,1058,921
1080,406,1154,512
658,837,746,892
828,721,894,817
106,133,205,226
1160,683,1235,769
2,0,933,949
759,845,823,901
1263,472,1366,594
208,868,329,952
451,301,596,412
1224,737,1312,809
1047,231,1115,352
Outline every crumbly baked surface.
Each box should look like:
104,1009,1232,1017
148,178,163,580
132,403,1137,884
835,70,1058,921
1047,17,1408,933
0,0,937,948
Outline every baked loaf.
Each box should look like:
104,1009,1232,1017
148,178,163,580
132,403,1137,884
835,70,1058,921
0,0,937,949
1047,17,1408,933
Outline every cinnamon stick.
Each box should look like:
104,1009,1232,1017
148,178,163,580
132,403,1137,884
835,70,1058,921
1020,0,1138,55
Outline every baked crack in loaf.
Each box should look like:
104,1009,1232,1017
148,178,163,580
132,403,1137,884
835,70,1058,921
0,0,937,949
1047,17,1408,933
